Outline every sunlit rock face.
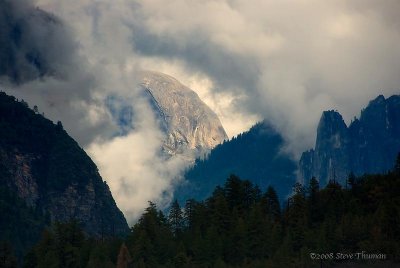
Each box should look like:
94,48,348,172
139,71,228,158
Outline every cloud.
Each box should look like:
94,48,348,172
88,95,187,223
0,0,78,84
0,0,116,145
136,58,261,137
0,0,189,224
2,0,400,222
87,115,187,222
128,0,400,156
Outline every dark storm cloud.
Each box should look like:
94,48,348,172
0,0,108,147
0,0,79,84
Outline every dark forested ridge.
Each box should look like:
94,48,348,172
2,90,400,267
176,121,297,204
0,92,128,259
8,158,400,267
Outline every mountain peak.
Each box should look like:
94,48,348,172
138,70,228,157
140,70,193,94
371,94,386,104
319,110,346,126
300,94,400,185
316,110,347,150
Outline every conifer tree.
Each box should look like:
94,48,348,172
287,183,306,251
247,203,268,259
183,199,196,230
225,174,243,210
307,177,321,227
168,200,183,236
262,186,281,222
116,243,132,268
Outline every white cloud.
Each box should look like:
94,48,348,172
129,0,400,156
87,115,187,223
3,0,400,222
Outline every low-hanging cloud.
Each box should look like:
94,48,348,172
129,0,400,156
1,0,189,223
87,116,187,222
2,0,400,222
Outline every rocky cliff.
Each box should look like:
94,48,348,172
139,71,228,157
299,110,350,185
0,92,129,247
299,95,400,185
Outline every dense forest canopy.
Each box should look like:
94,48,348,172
3,157,399,267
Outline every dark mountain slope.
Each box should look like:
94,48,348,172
0,92,129,257
176,121,297,202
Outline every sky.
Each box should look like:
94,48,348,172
1,0,400,223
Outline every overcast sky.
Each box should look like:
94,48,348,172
2,0,400,223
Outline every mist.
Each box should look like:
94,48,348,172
1,0,399,222
0,0,188,223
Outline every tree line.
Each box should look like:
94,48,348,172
3,158,400,267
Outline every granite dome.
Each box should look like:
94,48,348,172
139,71,228,157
